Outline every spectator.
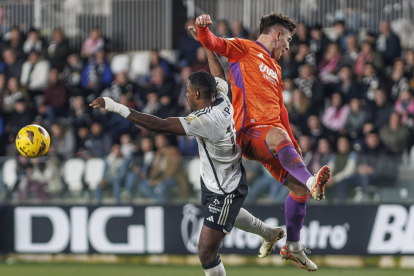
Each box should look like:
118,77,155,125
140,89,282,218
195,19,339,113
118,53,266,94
192,47,210,73
40,69,69,124
293,64,325,111
318,43,342,84
5,155,34,201
178,19,201,68
298,135,314,171
142,92,162,116
290,22,310,55
49,122,76,161
2,49,24,80
334,65,360,103
148,51,172,79
63,53,84,96
87,122,112,158
282,78,293,105
340,35,358,67
354,42,383,76
147,66,176,98
379,113,410,154
366,89,394,129
287,88,312,134
395,89,414,128
30,156,63,198
23,28,45,55
75,126,91,158
68,96,94,131
120,134,135,160
291,42,316,78
95,144,127,204
310,138,332,174
20,51,50,96
231,21,248,39
390,58,409,101
376,21,401,67
81,27,105,58
358,63,381,102
404,50,414,81
0,77,29,114
322,92,350,132
7,99,34,136
138,134,188,203
46,28,70,72
103,95,133,142
343,98,366,140
2,27,24,60
177,135,198,157
81,49,113,99
305,115,331,149
327,136,357,204
177,66,193,107
216,20,231,38
333,20,350,52
309,24,330,64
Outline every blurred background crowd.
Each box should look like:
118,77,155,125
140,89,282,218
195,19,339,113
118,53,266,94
1,0,414,205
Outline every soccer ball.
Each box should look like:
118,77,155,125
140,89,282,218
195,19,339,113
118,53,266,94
16,125,51,158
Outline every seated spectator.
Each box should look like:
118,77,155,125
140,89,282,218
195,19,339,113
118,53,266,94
333,20,350,53
63,53,84,96
120,134,135,160
5,155,34,201
178,19,201,67
318,43,342,84
86,122,112,158
244,166,289,204
40,69,69,124
7,99,34,136
343,98,366,140
379,113,410,154
216,20,231,38
390,58,409,101
354,42,383,76
282,78,293,105
305,115,331,149
366,89,394,129
395,89,414,128
81,49,113,99
231,21,248,39
23,28,45,55
358,63,381,102
290,42,316,79
68,96,94,131
287,88,312,134
30,156,63,198
81,27,105,58
327,136,357,204
146,66,175,98
298,135,314,171
138,134,188,203
310,138,332,175
148,51,172,79
49,122,76,161
2,27,24,60
75,126,91,158
103,95,133,142
404,49,414,80
101,71,144,109
177,135,198,157
290,22,310,55
322,92,350,132
95,144,127,204
334,65,360,103
339,35,358,68
2,48,24,80
309,24,330,64
46,28,70,72
192,46,210,73
177,66,193,107
142,92,162,116
376,21,401,67
293,64,325,111
0,77,29,114
20,51,50,97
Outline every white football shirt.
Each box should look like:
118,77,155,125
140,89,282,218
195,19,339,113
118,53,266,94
179,78,242,194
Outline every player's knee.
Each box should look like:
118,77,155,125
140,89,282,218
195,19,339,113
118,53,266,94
265,127,290,153
198,241,217,265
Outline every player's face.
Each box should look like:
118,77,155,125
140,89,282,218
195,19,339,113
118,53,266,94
273,30,292,60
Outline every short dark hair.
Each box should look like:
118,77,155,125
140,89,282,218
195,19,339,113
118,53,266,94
259,12,296,35
188,71,216,97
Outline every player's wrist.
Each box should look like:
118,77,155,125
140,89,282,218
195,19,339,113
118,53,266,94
102,97,130,118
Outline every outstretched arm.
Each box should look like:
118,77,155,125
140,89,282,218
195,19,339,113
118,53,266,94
90,97,186,135
188,25,225,80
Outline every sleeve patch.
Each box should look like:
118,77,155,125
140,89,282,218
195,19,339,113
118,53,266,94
185,114,197,125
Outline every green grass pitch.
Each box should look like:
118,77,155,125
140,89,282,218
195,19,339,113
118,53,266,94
0,263,412,276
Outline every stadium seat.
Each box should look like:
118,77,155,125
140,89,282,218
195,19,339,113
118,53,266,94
110,54,130,74
84,158,106,190
187,157,201,192
129,51,151,79
63,158,85,192
2,158,17,189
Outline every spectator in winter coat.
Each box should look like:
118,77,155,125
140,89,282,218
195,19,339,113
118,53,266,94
87,122,112,158
354,42,383,76
2,49,24,80
395,89,414,128
376,21,401,67
322,93,350,132
68,96,94,131
23,29,46,55
366,89,394,129
178,19,202,67
343,98,367,140
81,49,113,98
334,65,360,103
379,113,410,154
46,28,70,72
49,122,76,161
81,27,105,58
63,53,84,96
20,51,50,95
390,59,409,101
293,64,325,113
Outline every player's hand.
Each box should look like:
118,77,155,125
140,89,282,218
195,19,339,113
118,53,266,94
188,25,199,41
196,14,213,27
295,146,303,159
89,97,106,109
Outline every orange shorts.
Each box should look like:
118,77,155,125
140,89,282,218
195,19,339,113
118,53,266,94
237,124,288,183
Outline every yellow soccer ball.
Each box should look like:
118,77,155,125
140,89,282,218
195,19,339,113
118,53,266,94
16,125,51,158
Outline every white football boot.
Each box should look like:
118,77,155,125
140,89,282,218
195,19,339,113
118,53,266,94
306,165,330,201
280,244,317,271
258,227,286,258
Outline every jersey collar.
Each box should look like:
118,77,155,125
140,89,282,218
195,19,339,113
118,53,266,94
254,41,271,57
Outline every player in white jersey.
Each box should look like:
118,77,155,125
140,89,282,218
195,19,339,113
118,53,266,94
90,32,285,276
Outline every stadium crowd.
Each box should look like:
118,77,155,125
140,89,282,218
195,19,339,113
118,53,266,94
0,18,413,204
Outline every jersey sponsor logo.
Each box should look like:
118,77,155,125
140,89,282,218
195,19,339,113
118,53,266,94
258,53,264,59
209,204,222,214
259,63,279,85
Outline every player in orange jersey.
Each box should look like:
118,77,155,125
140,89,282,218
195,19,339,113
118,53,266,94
195,13,330,271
